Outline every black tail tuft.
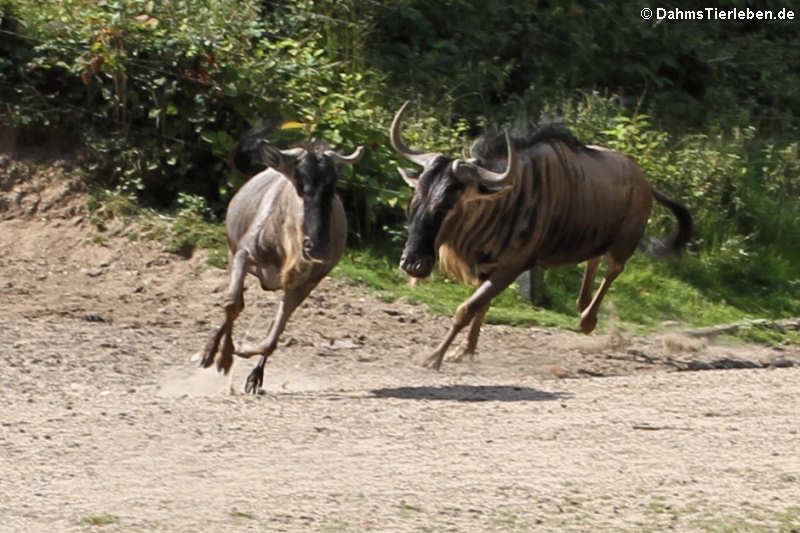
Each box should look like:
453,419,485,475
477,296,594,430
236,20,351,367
649,188,693,257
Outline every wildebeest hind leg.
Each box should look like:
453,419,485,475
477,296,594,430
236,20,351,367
424,274,513,370
446,302,490,363
240,283,316,394
200,249,249,373
576,257,600,312
579,256,623,334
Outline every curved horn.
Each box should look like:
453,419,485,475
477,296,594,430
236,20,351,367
324,145,365,165
390,101,441,167
280,147,306,159
397,167,420,188
474,131,517,189
450,159,473,184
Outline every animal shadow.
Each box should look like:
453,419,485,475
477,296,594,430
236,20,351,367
371,385,571,402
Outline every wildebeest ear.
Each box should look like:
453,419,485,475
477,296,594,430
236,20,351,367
258,141,305,178
461,181,515,203
397,167,420,188
452,158,514,202
257,140,283,169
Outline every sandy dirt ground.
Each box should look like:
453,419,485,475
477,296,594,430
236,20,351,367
1,156,799,532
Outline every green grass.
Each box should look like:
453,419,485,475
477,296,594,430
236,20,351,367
607,255,748,328
638,500,800,533
334,248,800,338
333,249,577,330
692,505,800,533
88,189,228,267
79,514,117,526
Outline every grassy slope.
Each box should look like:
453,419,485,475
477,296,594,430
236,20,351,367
333,248,800,340
87,180,800,344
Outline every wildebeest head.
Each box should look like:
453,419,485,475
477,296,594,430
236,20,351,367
258,141,364,261
390,101,518,278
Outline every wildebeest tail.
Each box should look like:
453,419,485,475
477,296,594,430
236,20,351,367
648,187,693,257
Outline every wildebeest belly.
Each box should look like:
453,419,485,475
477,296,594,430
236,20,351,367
246,248,283,290
497,208,627,269
534,223,619,267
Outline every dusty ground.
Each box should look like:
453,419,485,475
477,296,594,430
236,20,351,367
1,155,799,532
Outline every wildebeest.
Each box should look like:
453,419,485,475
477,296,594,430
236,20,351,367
199,130,364,393
390,101,692,370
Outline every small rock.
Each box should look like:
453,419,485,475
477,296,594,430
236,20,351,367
709,358,760,370
685,360,713,371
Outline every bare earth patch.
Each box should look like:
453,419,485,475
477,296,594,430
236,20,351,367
1,160,799,532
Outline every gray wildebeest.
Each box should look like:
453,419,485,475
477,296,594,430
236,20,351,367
390,102,692,370
199,130,364,393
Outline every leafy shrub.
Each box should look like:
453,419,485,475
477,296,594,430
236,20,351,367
0,0,413,236
366,1,800,134
166,193,227,259
3,0,800,329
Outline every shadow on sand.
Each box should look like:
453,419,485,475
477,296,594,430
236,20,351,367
371,385,572,402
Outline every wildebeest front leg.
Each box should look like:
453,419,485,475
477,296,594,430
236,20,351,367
237,283,316,394
579,255,624,334
445,302,490,363
199,249,249,374
423,274,514,370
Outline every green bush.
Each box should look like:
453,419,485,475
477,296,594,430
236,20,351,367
366,1,800,134
0,0,414,237
2,0,799,331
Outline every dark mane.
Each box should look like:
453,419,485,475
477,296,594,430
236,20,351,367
470,121,588,162
233,122,331,175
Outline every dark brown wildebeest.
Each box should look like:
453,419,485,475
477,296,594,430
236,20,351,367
199,131,364,393
390,102,692,370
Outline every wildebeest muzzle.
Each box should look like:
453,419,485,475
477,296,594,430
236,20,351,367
400,250,435,278
302,236,329,263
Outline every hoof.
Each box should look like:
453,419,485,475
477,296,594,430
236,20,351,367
216,334,235,375
579,315,597,334
198,348,216,369
244,365,265,395
421,353,444,371
445,346,474,363
200,328,225,369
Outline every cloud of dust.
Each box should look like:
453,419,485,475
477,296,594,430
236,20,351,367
157,364,234,397
156,356,331,397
